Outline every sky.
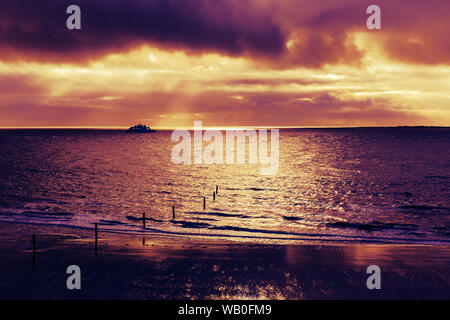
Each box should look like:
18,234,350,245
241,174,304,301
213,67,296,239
0,0,449,128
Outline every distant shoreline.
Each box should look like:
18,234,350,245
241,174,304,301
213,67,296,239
0,126,448,131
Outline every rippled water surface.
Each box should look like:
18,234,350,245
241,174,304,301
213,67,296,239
0,128,449,245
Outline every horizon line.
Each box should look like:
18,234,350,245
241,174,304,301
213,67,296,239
0,125,448,130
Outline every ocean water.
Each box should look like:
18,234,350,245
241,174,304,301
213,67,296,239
0,128,449,245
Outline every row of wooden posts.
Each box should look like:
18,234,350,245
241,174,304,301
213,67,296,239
150,185,218,224
31,185,219,261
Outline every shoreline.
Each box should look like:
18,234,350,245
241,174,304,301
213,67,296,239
0,221,449,299
1,218,449,246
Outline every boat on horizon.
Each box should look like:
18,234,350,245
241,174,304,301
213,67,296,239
126,123,156,133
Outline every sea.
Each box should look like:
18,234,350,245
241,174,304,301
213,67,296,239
0,127,449,245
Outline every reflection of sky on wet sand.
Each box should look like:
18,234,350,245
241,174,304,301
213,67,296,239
0,221,449,299
125,236,450,299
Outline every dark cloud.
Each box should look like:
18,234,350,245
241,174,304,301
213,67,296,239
266,0,450,68
0,0,449,67
0,0,285,63
314,93,339,102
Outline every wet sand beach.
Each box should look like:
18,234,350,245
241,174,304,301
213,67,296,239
0,222,448,300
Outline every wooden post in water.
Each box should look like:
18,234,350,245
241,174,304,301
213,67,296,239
213,191,216,201
32,235,36,264
94,223,98,254
216,185,218,194
172,206,175,220
203,197,206,209
143,212,146,228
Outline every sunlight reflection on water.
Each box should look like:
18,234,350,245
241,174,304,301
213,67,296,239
0,128,449,245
